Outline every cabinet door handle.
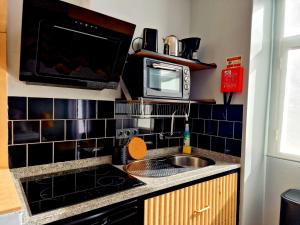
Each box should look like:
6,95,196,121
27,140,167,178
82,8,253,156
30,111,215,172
193,206,210,215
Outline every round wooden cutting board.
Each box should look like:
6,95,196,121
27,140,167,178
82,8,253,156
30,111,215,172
128,137,147,160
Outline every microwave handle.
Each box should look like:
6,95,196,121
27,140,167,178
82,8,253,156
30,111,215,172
151,63,180,71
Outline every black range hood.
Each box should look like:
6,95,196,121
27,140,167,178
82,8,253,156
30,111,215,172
19,0,136,90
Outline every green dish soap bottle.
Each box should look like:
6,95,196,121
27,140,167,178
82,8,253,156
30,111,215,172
183,117,191,154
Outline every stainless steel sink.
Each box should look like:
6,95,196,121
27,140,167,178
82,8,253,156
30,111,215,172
125,154,215,177
168,154,215,168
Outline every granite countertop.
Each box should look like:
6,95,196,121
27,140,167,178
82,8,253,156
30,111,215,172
11,148,240,225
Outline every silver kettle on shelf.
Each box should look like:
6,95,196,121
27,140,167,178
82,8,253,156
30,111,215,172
163,35,181,56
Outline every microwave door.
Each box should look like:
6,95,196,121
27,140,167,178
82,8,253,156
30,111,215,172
146,63,183,98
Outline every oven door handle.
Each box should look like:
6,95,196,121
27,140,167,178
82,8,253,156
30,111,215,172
151,63,180,71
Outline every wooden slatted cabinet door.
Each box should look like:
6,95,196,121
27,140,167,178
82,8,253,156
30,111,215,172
144,173,238,225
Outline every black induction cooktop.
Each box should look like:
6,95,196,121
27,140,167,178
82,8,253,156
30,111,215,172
21,164,145,215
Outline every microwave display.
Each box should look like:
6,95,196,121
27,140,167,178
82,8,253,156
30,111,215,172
36,21,121,82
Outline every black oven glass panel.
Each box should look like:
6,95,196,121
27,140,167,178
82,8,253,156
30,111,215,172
36,21,121,82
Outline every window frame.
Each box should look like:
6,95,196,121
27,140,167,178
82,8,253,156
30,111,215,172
267,0,300,162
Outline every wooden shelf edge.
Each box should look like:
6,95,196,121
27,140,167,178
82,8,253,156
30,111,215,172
116,98,216,104
132,49,217,71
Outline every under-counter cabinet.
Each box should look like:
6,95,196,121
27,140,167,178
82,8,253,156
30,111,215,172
144,173,238,225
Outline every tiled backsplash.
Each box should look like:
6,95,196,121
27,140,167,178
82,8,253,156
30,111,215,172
8,97,116,168
189,104,243,157
8,97,243,169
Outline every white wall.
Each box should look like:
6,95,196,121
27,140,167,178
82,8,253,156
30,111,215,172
0,212,22,225
190,0,252,104
241,0,274,224
7,0,191,99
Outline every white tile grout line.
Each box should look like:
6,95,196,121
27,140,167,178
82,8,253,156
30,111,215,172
39,120,42,143
52,98,55,120
11,120,14,145
96,100,98,119
95,138,98,157
104,119,107,138
52,142,55,164
26,97,29,120
26,144,29,167
75,140,78,160
64,120,67,141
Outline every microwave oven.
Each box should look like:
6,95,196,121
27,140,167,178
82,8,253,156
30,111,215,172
122,57,190,100
19,0,135,90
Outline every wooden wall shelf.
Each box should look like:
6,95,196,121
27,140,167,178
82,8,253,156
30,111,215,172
116,98,216,104
132,50,217,71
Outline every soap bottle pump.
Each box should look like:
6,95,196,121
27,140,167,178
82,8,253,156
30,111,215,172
183,114,192,154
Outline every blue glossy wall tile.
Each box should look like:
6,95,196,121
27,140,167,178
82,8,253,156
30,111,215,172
77,100,96,119
191,119,204,133
190,133,198,147
205,120,218,136
169,137,180,147
28,143,53,166
8,97,27,120
13,121,40,144
66,120,87,140
191,104,243,157
106,119,116,137
227,105,243,121
8,145,27,168
174,118,185,132
54,141,76,162
96,138,114,156
225,139,242,157
54,99,77,119
234,122,243,140
28,98,53,119
98,101,114,118
212,105,227,120
211,136,225,153
41,120,64,142
86,120,105,138
77,140,96,159
197,134,211,150
144,134,157,149
218,121,234,138
8,121,12,145
157,134,168,149
199,104,212,119
189,104,198,118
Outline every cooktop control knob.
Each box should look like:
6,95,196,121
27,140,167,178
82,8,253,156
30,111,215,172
184,76,189,82
184,69,189,75
184,84,189,90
